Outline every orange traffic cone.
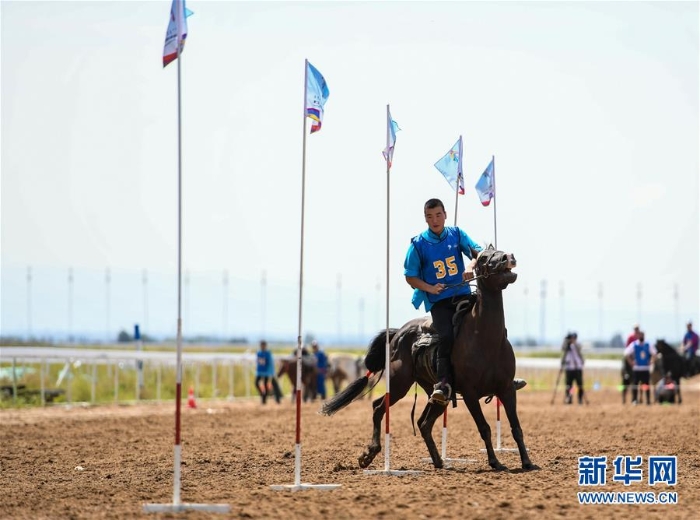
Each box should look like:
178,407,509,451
187,386,197,409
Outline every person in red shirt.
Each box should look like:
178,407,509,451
626,324,640,347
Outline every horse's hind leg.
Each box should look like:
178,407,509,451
417,403,447,469
499,388,538,471
463,395,506,471
358,396,385,468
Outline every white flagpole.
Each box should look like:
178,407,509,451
492,155,497,249
365,105,420,477
145,1,229,512
271,60,339,491
453,135,462,226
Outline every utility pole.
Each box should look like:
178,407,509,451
26,266,32,340
222,269,229,342
539,279,547,346
336,273,342,343
68,267,74,343
105,267,111,343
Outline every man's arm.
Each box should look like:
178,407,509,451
405,276,443,295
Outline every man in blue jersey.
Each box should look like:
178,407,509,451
312,340,328,400
623,331,657,405
256,340,282,404
404,198,482,405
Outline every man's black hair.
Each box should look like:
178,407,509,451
424,198,445,212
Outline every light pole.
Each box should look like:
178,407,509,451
539,279,547,346
359,297,365,342
260,270,267,339
559,280,565,338
636,282,642,325
336,273,342,343
598,282,603,342
523,284,528,341
222,269,229,342
68,267,74,343
26,266,32,340
105,267,111,343
142,269,149,337
673,283,679,341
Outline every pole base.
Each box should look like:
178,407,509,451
144,503,230,514
270,483,341,492
363,469,422,476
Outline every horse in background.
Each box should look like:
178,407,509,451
653,339,700,404
322,246,536,472
277,355,317,402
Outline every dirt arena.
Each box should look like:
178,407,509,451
2,382,699,520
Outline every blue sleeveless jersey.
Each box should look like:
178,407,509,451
633,342,651,368
256,350,275,377
412,227,472,303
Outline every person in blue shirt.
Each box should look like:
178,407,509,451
312,340,328,400
256,340,281,404
682,321,699,362
404,198,482,405
623,331,657,405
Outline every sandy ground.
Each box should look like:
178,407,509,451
1,381,699,520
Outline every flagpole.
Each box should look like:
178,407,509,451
296,59,309,488
364,105,420,477
384,104,391,472
172,15,184,507
492,155,497,249
271,60,339,491
453,135,462,226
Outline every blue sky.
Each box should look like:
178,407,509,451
1,1,698,344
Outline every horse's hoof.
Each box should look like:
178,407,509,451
433,459,444,470
358,454,371,469
523,463,540,471
491,462,508,472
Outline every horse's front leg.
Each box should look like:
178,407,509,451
463,394,506,471
417,402,446,469
499,388,539,471
358,396,385,468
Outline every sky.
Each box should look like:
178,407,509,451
1,0,698,345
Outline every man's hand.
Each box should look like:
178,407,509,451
463,270,474,282
429,283,445,295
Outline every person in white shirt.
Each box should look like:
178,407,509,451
561,332,585,405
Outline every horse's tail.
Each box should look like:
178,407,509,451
364,328,400,373
320,376,369,416
319,328,399,416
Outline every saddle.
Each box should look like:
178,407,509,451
411,331,440,383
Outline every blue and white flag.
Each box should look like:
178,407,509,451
305,61,329,133
382,109,400,169
434,137,464,194
162,0,194,67
475,157,495,206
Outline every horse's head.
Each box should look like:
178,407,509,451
471,245,517,290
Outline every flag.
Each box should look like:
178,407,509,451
382,110,401,169
434,137,464,194
163,0,194,68
305,61,330,133
475,157,495,206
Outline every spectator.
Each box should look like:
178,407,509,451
311,340,328,400
561,332,585,405
682,321,699,362
255,340,282,405
624,331,657,405
654,371,678,404
626,324,641,347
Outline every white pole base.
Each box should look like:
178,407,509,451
270,483,341,492
143,503,230,513
363,469,422,476
421,457,477,465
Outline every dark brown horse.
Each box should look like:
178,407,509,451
277,356,317,402
321,246,537,472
